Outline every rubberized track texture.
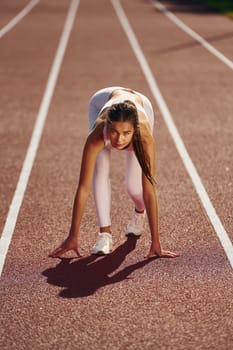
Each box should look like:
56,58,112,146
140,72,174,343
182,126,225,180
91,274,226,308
0,1,233,349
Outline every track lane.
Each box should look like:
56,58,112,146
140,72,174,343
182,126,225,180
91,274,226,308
0,0,40,39
0,1,233,349
152,0,233,63
0,0,80,275
113,0,233,267
0,0,70,236
121,0,233,242
0,0,31,29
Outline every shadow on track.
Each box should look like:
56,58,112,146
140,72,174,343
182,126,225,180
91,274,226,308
42,237,156,298
152,31,233,55
151,0,219,14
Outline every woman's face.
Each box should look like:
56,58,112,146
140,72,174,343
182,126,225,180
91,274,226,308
108,121,134,150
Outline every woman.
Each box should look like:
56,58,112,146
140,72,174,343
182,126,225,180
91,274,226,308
49,86,178,259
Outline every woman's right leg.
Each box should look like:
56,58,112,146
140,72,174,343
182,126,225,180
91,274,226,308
88,87,120,231
92,149,111,229
124,92,155,236
88,88,117,254
91,147,113,254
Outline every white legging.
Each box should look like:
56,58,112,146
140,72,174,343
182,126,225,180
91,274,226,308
88,87,154,227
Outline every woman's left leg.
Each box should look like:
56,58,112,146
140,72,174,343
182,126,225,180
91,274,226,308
125,150,146,236
88,87,119,254
125,92,155,235
125,150,145,212
88,86,118,229
125,91,154,210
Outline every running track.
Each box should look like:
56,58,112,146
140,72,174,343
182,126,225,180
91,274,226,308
0,0,233,349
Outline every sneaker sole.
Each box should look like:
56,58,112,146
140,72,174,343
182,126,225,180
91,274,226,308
91,249,112,255
125,232,142,238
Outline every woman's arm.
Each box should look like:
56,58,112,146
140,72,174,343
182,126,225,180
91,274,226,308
69,135,103,238
49,126,104,258
142,132,178,258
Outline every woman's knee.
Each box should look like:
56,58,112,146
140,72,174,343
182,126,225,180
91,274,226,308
94,150,111,177
126,180,143,199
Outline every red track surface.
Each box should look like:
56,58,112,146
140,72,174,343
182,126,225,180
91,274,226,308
0,0,233,349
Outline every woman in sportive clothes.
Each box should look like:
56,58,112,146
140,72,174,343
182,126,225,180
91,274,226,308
49,86,178,259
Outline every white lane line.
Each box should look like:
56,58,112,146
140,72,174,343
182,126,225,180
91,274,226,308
0,0,80,278
151,0,233,71
0,0,40,39
111,0,233,269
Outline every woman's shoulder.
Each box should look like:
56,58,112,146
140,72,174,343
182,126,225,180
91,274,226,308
87,118,105,145
138,112,153,136
93,109,108,126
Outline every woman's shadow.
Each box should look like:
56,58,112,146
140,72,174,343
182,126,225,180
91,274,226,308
43,237,156,298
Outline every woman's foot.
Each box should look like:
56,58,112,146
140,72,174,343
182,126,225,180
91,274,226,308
91,232,113,255
126,209,145,237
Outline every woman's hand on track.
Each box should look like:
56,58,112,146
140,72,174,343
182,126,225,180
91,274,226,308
145,244,179,259
49,237,82,258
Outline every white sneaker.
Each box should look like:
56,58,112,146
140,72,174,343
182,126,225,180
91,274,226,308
91,232,113,255
126,209,146,237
